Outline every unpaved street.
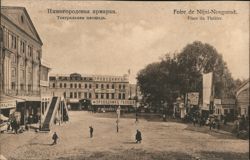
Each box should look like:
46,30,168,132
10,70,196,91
0,111,249,160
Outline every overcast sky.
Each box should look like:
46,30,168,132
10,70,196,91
3,1,249,83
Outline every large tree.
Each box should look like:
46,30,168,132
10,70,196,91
137,41,236,109
177,41,236,99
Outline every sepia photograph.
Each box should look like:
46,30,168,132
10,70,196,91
0,0,249,160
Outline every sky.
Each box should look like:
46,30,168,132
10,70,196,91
2,1,249,84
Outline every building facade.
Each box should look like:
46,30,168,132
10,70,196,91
49,73,136,111
0,6,51,124
236,79,249,117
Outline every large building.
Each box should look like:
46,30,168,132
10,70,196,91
0,6,67,130
49,73,136,111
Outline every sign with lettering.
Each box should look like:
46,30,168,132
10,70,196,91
187,92,199,105
0,101,16,109
91,99,135,106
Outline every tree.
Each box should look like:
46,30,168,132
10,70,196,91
137,41,237,110
177,41,236,98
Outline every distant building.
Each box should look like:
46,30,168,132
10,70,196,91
49,73,136,111
236,79,249,117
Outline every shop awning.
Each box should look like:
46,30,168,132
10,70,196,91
0,113,9,121
0,95,25,109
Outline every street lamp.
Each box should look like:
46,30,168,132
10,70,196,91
116,105,120,133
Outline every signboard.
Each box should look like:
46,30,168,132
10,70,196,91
91,99,135,106
214,98,221,105
0,101,16,109
187,92,199,105
202,72,213,110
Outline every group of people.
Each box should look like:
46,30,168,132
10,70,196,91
7,119,20,134
51,126,142,145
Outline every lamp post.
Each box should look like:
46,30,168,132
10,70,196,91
116,105,120,133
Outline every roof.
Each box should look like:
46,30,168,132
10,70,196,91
1,6,43,45
236,79,249,97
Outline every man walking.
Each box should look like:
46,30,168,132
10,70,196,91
52,132,59,145
89,126,93,138
135,129,142,143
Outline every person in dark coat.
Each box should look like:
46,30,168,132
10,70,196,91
89,126,93,138
135,130,142,143
52,132,59,145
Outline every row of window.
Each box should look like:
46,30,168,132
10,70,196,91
11,82,32,91
52,83,126,89
6,29,39,60
65,92,126,99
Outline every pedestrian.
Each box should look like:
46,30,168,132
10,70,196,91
52,132,59,145
209,119,213,130
135,129,142,143
89,126,93,138
135,112,139,123
13,119,18,134
163,114,166,122
193,117,196,126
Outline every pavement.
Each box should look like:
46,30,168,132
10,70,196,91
0,111,249,160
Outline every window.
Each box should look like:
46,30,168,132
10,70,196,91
21,15,24,23
70,83,73,88
119,84,121,89
28,84,32,91
123,84,125,89
89,93,92,99
111,93,115,99
74,83,77,88
101,84,104,89
74,92,77,98
64,83,66,88
85,84,88,89
20,70,25,80
20,41,26,54
123,93,125,99
60,83,62,88
101,94,104,99
11,68,16,77
106,93,109,99
95,94,98,99
28,45,33,57
20,58,24,66
112,84,114,89
11,82,16,90
107,84,109,89
11,55,16,64
79,83,81,88
78,92,81,98
89,84,92,89
52,83,55,88
64,92,66,98
84,92,88,99
96,84,98,88
20,84,24,90
70,92,73,98
11,35,17,49
118,93,121,99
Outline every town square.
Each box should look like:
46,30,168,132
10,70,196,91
0,1,249,160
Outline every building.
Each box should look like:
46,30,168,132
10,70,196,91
0,6,67,130
236,79,249,117
214,98,236,120
49,73,136,111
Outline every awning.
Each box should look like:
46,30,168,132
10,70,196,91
0,113,9,121
0,95,25,109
